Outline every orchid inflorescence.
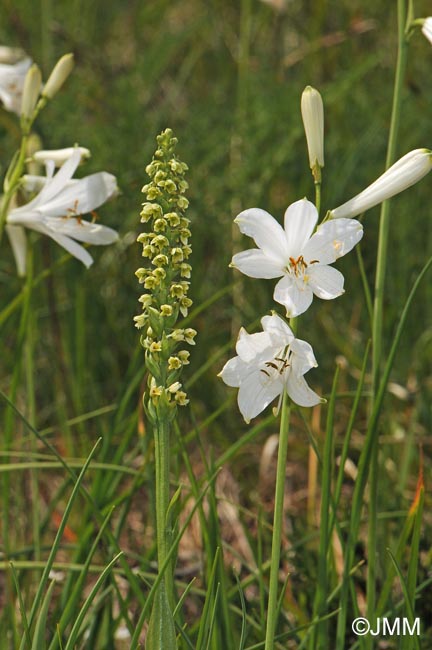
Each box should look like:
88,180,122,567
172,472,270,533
135,129,196,420
221,86,432,423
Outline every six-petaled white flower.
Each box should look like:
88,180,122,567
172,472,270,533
0,48,32,114
231,198,363,317
6,148,118,274
219,313,322,422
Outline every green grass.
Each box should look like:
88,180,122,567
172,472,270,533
0,0,431,648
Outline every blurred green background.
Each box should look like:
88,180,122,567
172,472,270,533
2,1,432,645
1,0,431,459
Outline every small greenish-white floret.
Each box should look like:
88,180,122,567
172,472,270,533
330,149,432,219
301,85,324,170
422,18,432,44
42,53,74,99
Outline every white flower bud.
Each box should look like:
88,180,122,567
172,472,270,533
21,64,42,119
42,53,74,99
33,146,90,166
301,86,324,169
422,17,432,45
330,149,432,219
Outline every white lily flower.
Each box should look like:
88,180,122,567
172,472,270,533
6,148,119,273
0,53,32,114
422,17,432,45
231,198,363,317
219,313,322,422
330,149,432,219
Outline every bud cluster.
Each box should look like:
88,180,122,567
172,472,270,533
135,129,195,418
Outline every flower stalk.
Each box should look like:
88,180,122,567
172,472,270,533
367,0,409,637
264,391,291,650
135,129,193,649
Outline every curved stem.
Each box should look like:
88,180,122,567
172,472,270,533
264,391,291,650
368,0,408,635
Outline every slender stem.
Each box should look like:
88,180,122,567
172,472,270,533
264,391,291,650
153,416,174,603
0,133,29,245
367,0,408,634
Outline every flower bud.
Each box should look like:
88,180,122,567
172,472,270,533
330,149,432,219
42,53,74,99
21,64,42,119
301,86,324,170
33,146,90,166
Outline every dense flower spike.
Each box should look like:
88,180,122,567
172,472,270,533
219,313,322,422
231,198,363,317
0,47,32,114
330,149,432,219
135,128,194,418
6,148,118,274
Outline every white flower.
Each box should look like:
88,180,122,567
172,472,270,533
422,18,432,45
6,148,118,274
301,86,324,169
231,198,363,317
330,149,432,219
0,52,32,114
219,313,322,422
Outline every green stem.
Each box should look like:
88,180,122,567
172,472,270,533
0,133,29,245
154,416,173,602
264,391,291,650
367,0,408,635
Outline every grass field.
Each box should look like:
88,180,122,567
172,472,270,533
0,1,431,648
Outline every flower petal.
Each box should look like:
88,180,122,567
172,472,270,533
231,248,283,279
30,148,82,207
286,373,321,407
236,327,274,363
41,172,118,217
6,224,27,276
273,275,313,317
42,218,118,245
308,265,345,299
261,313,294,344
237,369,282,422
31,222,94,267
234,208,288,264
303,218,363,265
284,198,318,255
218,355,248,388
290,338,318,376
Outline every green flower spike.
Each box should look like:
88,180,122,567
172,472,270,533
135,129,194,650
